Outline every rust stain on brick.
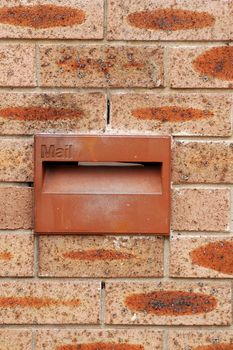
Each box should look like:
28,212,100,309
131,106,213,122
0,107,84,121
57,342,144,350
195,344,233,350
190,241,233,275
193,47,233,81
0,251,12,261
123,62,145,69
0,5,86,29
127,9,215,31
124,291,217,316
62,249,135,261
57,57,115,75
0,296,80,308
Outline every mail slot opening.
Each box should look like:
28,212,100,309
42,161,162,195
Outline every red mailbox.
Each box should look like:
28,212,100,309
34,135,171,235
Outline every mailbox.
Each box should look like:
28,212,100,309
34,135,171,235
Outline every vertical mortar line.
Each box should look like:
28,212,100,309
163,235,170,280
163,330,169,350
34,233,39,278
103,0,108,41
100,281,106,328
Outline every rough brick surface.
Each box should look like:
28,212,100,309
0,281,100,324
0,0,104,39
0,92,106,135
169,331,233,350
170,235,233,278
39,45,164,87
0,329,32,350
0,44,35,86
170,46,233,88
105,281,231,325
108,0,233,41
39,235,164,278
36,329,163,350
0,187,33,229
0,233,33,277
110,93,232,136
0,138,33,181
172,189,230,232
173,141,233,184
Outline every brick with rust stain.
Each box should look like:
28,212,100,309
0,281,100,324
110,93,232,136
0,233,33,277
0,329,32,350
169,331,233,350
0,44,35,86
0,187,33,229
172,142,233,184
35,329,163,350
170,46,233,88
172,189,230,232
0,92,106,135
105,281,231,325
39,236,164,278
0,1,103,39
0,138,33,181
39,45,164,88
107,0,233,40
170,235,233,278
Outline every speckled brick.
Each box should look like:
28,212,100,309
105,281,231,325
39,45,164,88
0,44,35,86
0,187,33,229
0,281,100,324
0,0,103,39
0,92,106,135
169,331,233,350
173,142,233,183
0,138,33,181
108,0,233,41
38,236,164,278
170,46,233,88
35,329,163,350
0,233,33,277
110,93,232,136
0,329,32,350
172,189,230,232
170,235,233,278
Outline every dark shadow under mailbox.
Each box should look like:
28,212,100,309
34,135,171,235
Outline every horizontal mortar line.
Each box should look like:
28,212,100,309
173,136,233,141
0,276,232,282
169,88,233,93
0,229,33,234
0,182,32,187
171,231,233,236
172,183,233,188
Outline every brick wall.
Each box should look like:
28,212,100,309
0,0,232,349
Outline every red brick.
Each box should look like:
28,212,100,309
0,44,35,86
169,331,233,350
38,235,164,278
0,187,33,229
0,138,33,181
0,233,33,277
110,93,232,136
170,46,233,88
35,329,163,350
39,45,164,88
172,189,230,232
0,329,32,350
173,141,233,183
108,0,233,41
105,281,231,325
0,0,103,39
170,235,233,278
0,92,106,135
0,281,100,324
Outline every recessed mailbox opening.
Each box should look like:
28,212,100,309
42,161,162,195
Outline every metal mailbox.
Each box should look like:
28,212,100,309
34,135,171,235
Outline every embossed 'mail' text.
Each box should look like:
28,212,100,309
41,144,72,159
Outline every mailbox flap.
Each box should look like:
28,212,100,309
34,135,171,235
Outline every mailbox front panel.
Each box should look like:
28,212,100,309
34,135,171,235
